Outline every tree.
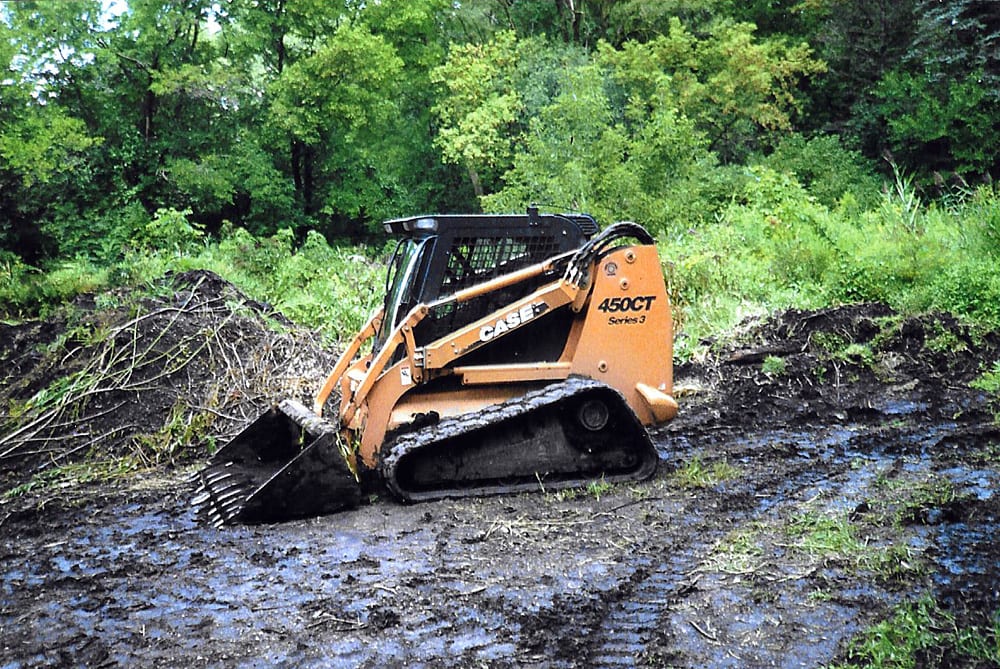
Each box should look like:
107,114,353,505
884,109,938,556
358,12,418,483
799,0,918,155
875,0,1000,177
601,19,825,163
431,31,525,199
482,44,717,231
268,22,405,229
0,2,103,259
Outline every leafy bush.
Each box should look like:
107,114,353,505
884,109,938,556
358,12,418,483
659,166,833,354
39,199,149,263
0,251,40,317
918,261,1000,328
763,133,882,210
140,207,206,255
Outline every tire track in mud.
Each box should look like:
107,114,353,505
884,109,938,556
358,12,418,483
579,414,952,667
585,554,704,667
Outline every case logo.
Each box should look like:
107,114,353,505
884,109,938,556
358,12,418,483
479,302,547,342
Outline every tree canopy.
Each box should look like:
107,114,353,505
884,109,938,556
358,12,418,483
1,0,998,262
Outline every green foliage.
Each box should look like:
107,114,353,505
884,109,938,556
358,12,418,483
877,70,1000,176
479,35,721,230
0,111,99,188
971,362,1000,396
625,18,826,163
270,23,403,147
762,133,881,209
869,0,1000,179
141,207,205,255
1,223,385,345
0,254,111,319
761,355,787,376
658,165,833,353
267,20,409,224
658,163,1000,356
0,252,41,317
431,31,526,196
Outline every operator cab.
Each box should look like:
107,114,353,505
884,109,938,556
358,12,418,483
373,208,599,359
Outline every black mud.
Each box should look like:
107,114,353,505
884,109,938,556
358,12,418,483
2,282,1000,667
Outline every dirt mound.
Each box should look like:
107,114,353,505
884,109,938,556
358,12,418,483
676,303,1000,430
0,270,336,497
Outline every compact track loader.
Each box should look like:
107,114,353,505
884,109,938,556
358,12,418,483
193,209,678,525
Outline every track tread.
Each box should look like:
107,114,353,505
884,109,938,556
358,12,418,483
380,376,657,502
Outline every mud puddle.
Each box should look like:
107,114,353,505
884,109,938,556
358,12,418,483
4,404,998,667
3,295,1000,667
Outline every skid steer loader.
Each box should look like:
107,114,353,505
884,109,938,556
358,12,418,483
193,208,678,526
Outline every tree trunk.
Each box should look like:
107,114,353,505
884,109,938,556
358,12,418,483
467,165,484,199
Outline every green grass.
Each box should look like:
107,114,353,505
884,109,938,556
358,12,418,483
832,596,1000,669
787,512,863,557
783,510,924,581
672,455,740,489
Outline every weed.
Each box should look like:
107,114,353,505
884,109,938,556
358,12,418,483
809,331,849,356
971,361,1000,396
761,355,787,377
892,478,961,527
587,476,613,501
672,456,739,488
808,589,834,603
810,331,876,368
627,485,651,500
553,487,578,502
924,320,967,354
870,315,906,350
842,342,875,367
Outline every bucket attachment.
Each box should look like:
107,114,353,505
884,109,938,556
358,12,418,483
192,399,361,526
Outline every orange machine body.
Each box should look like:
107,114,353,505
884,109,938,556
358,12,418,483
326,243,676,470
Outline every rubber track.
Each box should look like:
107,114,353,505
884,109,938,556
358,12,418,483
380,376,658,502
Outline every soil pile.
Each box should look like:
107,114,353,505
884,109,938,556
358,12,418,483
0,270,336,501
680,302,1000,430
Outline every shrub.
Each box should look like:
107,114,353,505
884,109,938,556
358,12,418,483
764,133,882,210
140,207,205,255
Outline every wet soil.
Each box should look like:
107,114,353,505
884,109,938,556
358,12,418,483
2,277,1000,667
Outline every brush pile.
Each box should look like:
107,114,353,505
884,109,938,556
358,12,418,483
0,270,337,495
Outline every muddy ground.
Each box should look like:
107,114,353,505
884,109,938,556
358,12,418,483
2,273,1000,667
